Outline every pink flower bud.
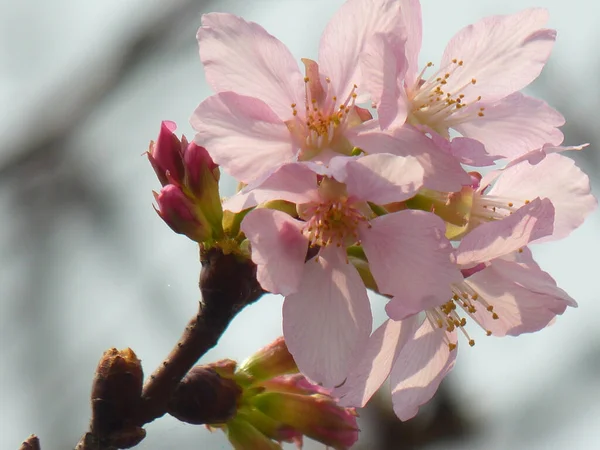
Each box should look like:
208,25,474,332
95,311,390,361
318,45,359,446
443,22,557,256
154,185,211,242
251,389,359,450
147,121,186,186
184,142,219,190
183,142,223,234
238,337,298,382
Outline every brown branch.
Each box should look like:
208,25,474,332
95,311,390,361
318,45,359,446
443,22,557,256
75,247,265,449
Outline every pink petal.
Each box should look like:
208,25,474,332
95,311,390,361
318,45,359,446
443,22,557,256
241,209,308,296
397,0,423,86
223,163,319,213
334,316,420,408
455,93,564,159
495,248,577,307
283,246,373,388
360,33,408,130
340,154,425,204
478,143,589,191
351,125,470,192
360,210,461,319
319,0,405,101
191,92,296,184
198,13,303,118
426,129,498,167
390,320,456,421
488,153,597,242
465,256,575,336
456,197,555,266
440,8,555,103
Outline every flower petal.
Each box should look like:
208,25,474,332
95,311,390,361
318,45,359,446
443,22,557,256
223,163,319,213
351,125,471,192
440,8,555,103
241,209,308,296
428,133,499,167
397,0,423,85
456,197,555,266
488,153,597,241
191,92,296,183
334,316,419,408
360,210,461,319
198,13,304,118
465,255,575,336
390,320,456,421
339,154,425,204
283,246,373,388
455,93,564,159
360,33,408,130
319,0,405,101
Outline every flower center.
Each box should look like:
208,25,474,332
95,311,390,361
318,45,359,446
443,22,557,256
287,59,362,160
407,60,485,137
426,280,499,351
298,179,369,249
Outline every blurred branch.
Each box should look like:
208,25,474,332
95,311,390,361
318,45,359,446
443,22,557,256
0,0,205,185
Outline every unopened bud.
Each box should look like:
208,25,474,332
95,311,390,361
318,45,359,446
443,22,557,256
168,364,242,425
90,348,146,447
184,142,223,235
147,121,186,186
252,388,358,450
238,336,298,382
154,185,211,242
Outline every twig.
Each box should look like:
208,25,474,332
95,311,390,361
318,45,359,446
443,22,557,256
74,247,265,449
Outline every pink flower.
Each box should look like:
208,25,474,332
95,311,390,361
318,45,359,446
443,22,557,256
235,155,461,387
335,242,576,421
190,1,468,192
363,5,563,160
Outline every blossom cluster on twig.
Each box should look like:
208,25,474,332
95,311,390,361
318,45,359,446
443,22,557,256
148,0,596,447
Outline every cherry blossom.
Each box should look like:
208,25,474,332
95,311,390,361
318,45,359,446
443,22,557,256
235,156,461,387
362,5,563,160
190,1,469,192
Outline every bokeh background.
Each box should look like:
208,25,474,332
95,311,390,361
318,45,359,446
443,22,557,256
1,0,599,449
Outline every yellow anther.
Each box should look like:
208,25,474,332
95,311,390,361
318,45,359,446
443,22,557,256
471,78,477,84
448,343,457,351
304,76,310,83
468,339,475,347
492,313,499,320
486,330,492,336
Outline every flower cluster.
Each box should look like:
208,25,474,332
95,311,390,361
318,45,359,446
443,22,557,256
152,0,596,429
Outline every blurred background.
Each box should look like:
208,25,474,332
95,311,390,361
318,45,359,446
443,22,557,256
1,0,599,448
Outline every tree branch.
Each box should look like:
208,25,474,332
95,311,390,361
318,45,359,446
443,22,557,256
73,247,265,450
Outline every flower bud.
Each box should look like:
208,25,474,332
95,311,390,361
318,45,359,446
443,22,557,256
147,121,186,186
251,389,358,450
90,348,146,447
184,142,223,236
154,185,211,242
168,364,242,425
238,336,298,382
